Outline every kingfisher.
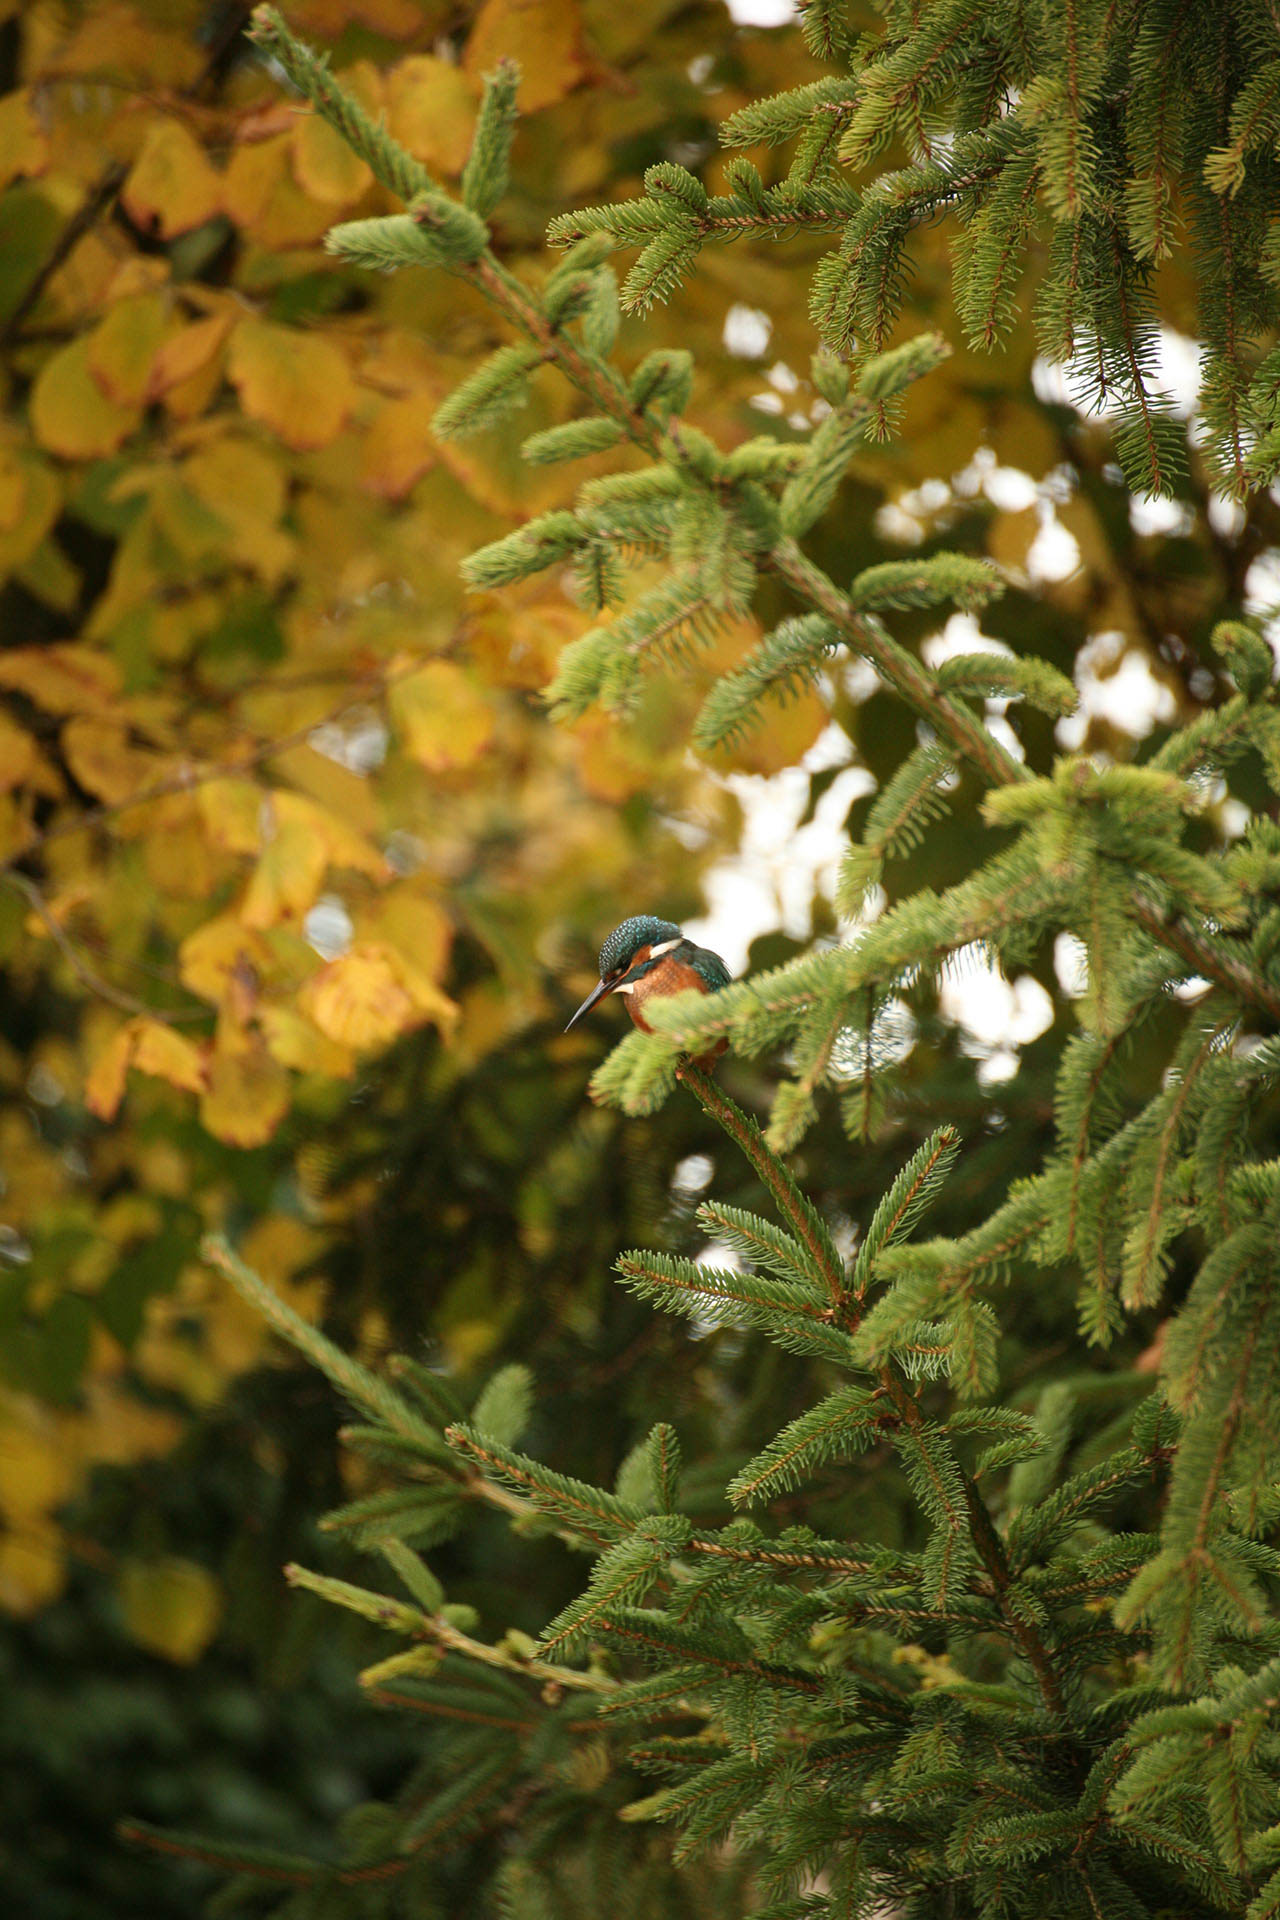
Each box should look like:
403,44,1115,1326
565,915,731,1061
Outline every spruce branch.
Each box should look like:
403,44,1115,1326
284,1562,613,1694
248,6,433,203
675,1067,1072,1721
201,1235,446,1453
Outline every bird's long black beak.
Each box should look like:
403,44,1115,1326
565,977,612,1031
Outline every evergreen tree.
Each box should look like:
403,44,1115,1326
134,5,1280,1914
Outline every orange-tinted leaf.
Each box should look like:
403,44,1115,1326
0,644,119,714
87,293,169,408
359,390,439,500
130,1019,207,1095
30,337,142,460
301,940,456,1050
147,311,234,401
200,1035,291,1146
390,659,494,771
386,55,477,175
227,317,355,452
122,117,221,238
464,0,587,112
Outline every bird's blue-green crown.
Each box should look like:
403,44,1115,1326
598,916,681,979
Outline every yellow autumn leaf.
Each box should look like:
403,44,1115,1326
363,888,453,984
195,778,264,855
0,644,119,714
0,452,60,573
0,445,26,530
184,435,286,536
30,337,142,461
301,941,457,1051
0,1526,66,1617
291,107,373,203
359,390,440,500
227,317,355,453
0,711,38,792
84,1023,134,1121
61,716,156,805
390,659,494,771
223,132,332,248
147,311,234,401
200,1036,291,1147
178,914,273,1013
274,790,389,881
142,810,224,899
0,1407,77,1518
259,1005,356,1078
118,1555,223,1664
129,1019,206,1096
122,117,222,237
182,436,294,583
87,293,170,408
386,55,477,174
73,1379,182,1467
464,0,587,112
241,811,329,929
0,88,49,188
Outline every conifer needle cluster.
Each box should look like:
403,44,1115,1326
163,10,1280,1916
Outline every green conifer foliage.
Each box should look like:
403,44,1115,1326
162,8,1280,1915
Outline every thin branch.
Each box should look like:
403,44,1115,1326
3,871,206,1023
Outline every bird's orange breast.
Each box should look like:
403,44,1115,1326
625,956,709,1032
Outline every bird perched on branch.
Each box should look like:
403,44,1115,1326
565,915,731,1065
